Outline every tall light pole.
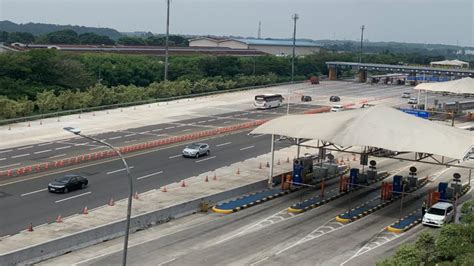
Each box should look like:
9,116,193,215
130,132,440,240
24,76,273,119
63,127,134,266
288,13,299,115
164,0,171,81
359,25,365,63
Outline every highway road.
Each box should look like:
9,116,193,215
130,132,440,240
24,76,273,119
1,81,468,256
51,157,474,266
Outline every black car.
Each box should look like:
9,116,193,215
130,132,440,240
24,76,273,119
329,96,340,102
48,174,88,193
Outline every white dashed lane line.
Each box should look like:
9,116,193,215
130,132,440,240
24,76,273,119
74,142,89,146
38,142,53,147
0,163,21,169
181,129,192,132
124,133,137,137
252,134,265,138
216,142,232,147
169,154,182,159
55,192,92,203
197,121,206,124
17,146,34,150
11,153,30,159
49,154,67,159
89,146,104,150
55,146,71,150
240,145,255,151
21,188,47,197
34,149,52,154
152,129,163,132
0,149,13,154
137,171,163,180
106,166,135,175
195,156,216,163
165,126,175,129
108,136,122,140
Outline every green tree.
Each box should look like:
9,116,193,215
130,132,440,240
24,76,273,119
377,244,421,266
78,32,115,45
117,36,146,45
16,97,35,117
0,96,20,119
36,90,60,113
40,29,79,44
415,233,436,264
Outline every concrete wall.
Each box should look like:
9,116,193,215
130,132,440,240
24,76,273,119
0,180,272,265
248,45,320,56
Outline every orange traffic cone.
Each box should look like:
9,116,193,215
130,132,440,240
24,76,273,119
83,206,89,215
56,215,63,223
8,125,11,130
39,120,43,125
335,158,339,164
213,173,217,180
133,191,139,199
161,186,167,192
27,223,34,232
346,156,350,162
181,180,186,187
266,161,270,168
236,168,240,175
205,175,209,182
108,197,115,206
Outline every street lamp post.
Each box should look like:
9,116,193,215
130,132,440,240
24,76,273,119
164,0,171,81
63,127,134,266
288,13,299,115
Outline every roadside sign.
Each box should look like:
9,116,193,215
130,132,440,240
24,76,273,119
400,108,430,119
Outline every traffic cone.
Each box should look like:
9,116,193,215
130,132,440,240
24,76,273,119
205,175,209,182
27,223,34,232
286,156,290,163
181,180,186,187
108,197,115,206
133,191,139,199
335,158,339,164
56,215,63,223
27,122,31,127
213,173,217,180
83,206,88,215
93,112,96,116
39,120,43,125
8,125,11,130
161,186,167,192
353,155,356,161
277,159,281,165
266,161,270,168
259,163,262,169
236,168,240,175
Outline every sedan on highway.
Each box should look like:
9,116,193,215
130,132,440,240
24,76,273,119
407,97,418,104
48,174,88,193
182,143,210,158
329,96,341,102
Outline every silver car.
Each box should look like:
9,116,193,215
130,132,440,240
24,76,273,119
182,143,210,158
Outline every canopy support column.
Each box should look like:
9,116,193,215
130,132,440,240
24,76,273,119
296,138,301,158
268,134,275,188
424,90,428,111
469,169,472,185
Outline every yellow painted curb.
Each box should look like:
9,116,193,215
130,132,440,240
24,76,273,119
335,215,351,223
212,206,234,214
386,225,403,233
287,207,303,213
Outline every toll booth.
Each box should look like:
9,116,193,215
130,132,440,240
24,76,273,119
393,175,403,195
349,168,359,189
292,157,313,185
438,182,448,200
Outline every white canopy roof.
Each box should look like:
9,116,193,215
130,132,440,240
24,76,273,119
251,106,473,160
414,77,474,94
430,59,469,67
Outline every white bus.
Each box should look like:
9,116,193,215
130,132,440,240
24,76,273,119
254,94,283,109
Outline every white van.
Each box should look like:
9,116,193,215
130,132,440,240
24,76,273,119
330,105,345,112
422,202,455,227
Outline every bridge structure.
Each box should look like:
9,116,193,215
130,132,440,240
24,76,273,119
326,61,474,83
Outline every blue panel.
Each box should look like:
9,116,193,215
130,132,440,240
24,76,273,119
350,168,359,188
400,109,430,119
438,182,448,200
292,164,303,185
393,175,403,193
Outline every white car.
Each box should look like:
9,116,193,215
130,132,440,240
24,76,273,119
330,105,345,112
422,202,455,227
401,92,411,98
407,97,418,104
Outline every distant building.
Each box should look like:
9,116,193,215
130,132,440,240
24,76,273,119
0,43,18,53
189,37,322,56
430,59,469,69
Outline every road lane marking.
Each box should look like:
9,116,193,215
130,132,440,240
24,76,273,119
11,153,30,159
106,166,135,175
207,119,216,122
137,171,163,180
158,258,177,266
223,121,232,124
252,134,265,138
124,139,137,143
89,146,104,150
55,146,71,150
0,149,13,154
197,121,206,124
34,149,52,154
216,142,232,147
0,163,21,169
240,145,255,151
124,133,137,137
21,188,47,197
38,142,53,147
152,129,163,132
0,157,5,161
195,156,216,163
181,129,192,132
17,146,34,150
49,154,67,159
250,257,269,266
165,126,175,129
108,136,122,140
169,154,182,159
55,192,92,203
74,142,89,146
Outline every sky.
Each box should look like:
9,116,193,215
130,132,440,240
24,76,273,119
0,0,473,47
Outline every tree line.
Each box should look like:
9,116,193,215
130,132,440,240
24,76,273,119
0,29,188,46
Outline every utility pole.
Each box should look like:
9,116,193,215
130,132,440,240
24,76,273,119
291,14,299,83
164,0,170,81
258,21,262,39
359,25,365,63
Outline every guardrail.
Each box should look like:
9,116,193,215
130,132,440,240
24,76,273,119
0,81,306,126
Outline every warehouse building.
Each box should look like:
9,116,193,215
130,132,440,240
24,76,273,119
189,37,322,56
